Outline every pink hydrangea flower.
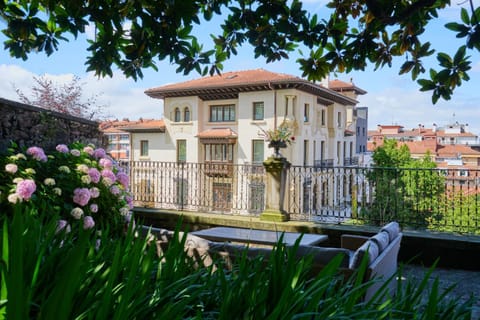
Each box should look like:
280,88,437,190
5,163,18,174
56,144,69,153
70,149,81,157
83,146,94,155
90,203,98,213
73,187,91,206
93,148,106,159
83,216,95,230
56,220,71,233
16,179,36,200
101,169,116,183
110,185,120,195
116,172,129,189
26,146,47,162
99,158,113,169
89,187,100,198
88,168,101,183
125,194,134,209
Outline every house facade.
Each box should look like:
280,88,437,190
137,69,365,167
100,118,165,161
122,69,366,214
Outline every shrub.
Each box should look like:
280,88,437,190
0,142,133,236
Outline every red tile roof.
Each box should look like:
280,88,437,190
401,141,437,154
147,69,298,92
144,69,358,105
437,144,480,157
120,120,165,132
329,79,367,95
196,128,238,139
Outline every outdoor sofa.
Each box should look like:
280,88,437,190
140,221,402,301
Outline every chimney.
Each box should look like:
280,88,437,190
321,73,330,88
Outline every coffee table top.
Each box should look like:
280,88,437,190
191,227,328,246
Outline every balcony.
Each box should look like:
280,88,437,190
314,159,334,168
343,157,359,166
203,162,234,177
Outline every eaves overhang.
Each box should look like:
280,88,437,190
145,79,357,106
120,127,165,133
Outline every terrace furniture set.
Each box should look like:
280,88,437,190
141,222,402,300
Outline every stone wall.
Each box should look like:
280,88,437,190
0,97,104,153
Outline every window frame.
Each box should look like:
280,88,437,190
304,103,310,122
140,140,149,157
210,104,236,122
204,143,234,162
174,107,181,122
252,139,265,164
183,107,190,122
177,139,187,163
253,101,264,121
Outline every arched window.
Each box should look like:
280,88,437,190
174,107,181,122
184,107,190,122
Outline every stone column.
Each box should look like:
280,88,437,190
260,156,291,222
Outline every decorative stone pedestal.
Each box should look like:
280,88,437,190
260,155,291,222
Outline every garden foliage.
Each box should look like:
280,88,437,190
0,208,474,319
0,141,475,318
0,142,133,236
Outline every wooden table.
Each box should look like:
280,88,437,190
191,227,328,246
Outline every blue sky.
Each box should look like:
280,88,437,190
1,1,479,134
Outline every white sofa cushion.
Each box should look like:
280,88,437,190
381,221,400,242
370,231,390,252
349,240,379,269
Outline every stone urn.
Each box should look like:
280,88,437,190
267,140,287,158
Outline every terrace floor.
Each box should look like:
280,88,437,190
403,264,480,319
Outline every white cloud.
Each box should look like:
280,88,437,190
358,86,480,135
0,64,36,100
0,64,163,121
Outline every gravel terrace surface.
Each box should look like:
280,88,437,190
402,264,480,319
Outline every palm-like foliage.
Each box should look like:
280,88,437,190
0,208,474,319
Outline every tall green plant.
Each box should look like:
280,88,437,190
0,206,475,319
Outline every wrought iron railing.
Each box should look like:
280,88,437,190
126,161,480,235
128,161,266,215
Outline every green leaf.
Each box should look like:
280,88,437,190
417,79,436,91
444,22,464,32
460,7,470,24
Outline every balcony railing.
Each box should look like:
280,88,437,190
125,161,480,235
203,161,234,177
343,157,359,166
314,159,334,168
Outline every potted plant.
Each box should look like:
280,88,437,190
262,122,295,158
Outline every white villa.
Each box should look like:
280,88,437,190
121,69,366,214
126,69,366,166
